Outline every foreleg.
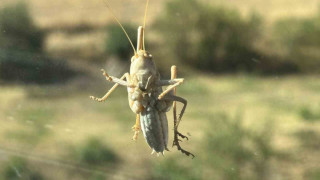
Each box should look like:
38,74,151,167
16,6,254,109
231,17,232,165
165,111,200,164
89,70,131,102
101,69,131,87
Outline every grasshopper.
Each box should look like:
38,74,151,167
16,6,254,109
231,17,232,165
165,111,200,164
90,0,194,158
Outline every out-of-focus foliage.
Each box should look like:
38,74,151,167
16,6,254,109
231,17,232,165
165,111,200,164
148,112,284,180
1,157,44,180
105,23,137,60
6,107,55,145
149,158,201,180
295,130,320,150
154,0,320,74
72,137,119,166
0,2,76,84
299,106,320,122
0,50,75,84
305,169,320,180
204,113,280,180
273,10,320,73
89,173,107,180
154,0,263,73
0,2,43,52
0,0,320,179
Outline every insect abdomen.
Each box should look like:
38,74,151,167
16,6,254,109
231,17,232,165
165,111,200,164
140,106,168,153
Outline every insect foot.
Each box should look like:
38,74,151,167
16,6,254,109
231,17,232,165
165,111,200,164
173,131,195,158
100,69,112,81
89,96,104,102
132,125,140,141
176,131,189,140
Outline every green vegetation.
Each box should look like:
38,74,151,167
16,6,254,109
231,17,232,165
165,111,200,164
0,75,319,180
0,2,76,84
204,113,278,180
306,169,320,180
105,23,137,60
0,0,320,179
89,173,107,180
154,0,263,73
0,51,76,84
294,130,320,150
150,158,201,180
148,112,284,180
273,10,320,73
72,137,119,166
5,107,54,145
1,157,44,180
0,2,43,52
299,106,320,122
154,0,320,74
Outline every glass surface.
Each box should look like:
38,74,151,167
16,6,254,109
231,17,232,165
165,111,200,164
0,0,319,179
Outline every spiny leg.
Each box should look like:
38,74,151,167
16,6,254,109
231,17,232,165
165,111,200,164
132,114,140,141
171,66,184,143
169,66,187,129
158,78,184,100
162,95,189,135
162,95,188,123
168,66,194,158
171,66,178,142
90,70,131,102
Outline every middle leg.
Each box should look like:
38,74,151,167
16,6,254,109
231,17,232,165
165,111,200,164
132,114,140,141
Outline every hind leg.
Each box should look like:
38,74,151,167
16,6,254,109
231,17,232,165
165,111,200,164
163,66,194,158
157,78,184,100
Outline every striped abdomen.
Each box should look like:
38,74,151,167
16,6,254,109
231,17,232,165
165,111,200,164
140,105,168,153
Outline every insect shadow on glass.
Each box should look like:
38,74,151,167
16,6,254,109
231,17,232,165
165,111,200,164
90,0,194,158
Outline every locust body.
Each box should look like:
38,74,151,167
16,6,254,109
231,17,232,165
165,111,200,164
125,28,173,154
90,1,194,157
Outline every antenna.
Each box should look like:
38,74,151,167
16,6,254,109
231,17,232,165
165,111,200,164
143,0,149,29
143,0,149,50
103,0,137,55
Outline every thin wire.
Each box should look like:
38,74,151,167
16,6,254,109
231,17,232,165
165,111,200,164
143,0,149,50
103,0,137,55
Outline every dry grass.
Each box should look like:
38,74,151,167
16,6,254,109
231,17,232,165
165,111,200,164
3,0,318,61
2,0,318,29
2,0,165,29
45,31,106,60
212,0,319,22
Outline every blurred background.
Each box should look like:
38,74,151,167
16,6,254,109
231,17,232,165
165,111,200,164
0,0,320,179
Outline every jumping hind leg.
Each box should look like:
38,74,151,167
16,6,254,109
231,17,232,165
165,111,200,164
162,66,194,158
